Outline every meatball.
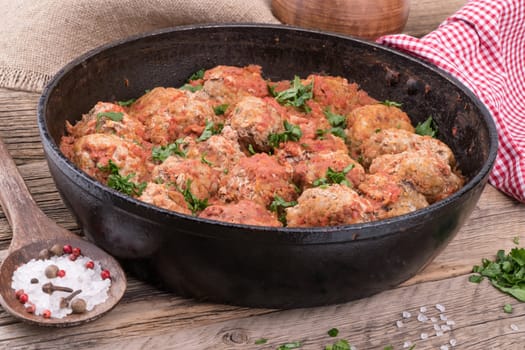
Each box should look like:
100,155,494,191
202,65,268,106
65,102,144,141
358,173,428,219
152,156,220,200
199,200,282,227
128,87,184,123
218,153,296,207
294,151,365,189
346,104,415,157
185,128,245,173
138,183,191,215
229,96,286,153
145,90,216,145
309,74,376,115
360,128,456,167
286,184,376,227
369,150,464,203
275,134,348,168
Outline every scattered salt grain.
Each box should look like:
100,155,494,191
403,341,412,348
430,317,438,323
446,320,455,326
441,325,451,332
396,320,404,328
450,339,457,347
436,330,444,337
510,324,519,331
420,306,427,313
440,314,448,321
436,304,446,312
420,332,429,340
350,346,357,350
11,255,110,319
433,324,441,331
417,313,428,322
402,311,411,319
440,345,449,350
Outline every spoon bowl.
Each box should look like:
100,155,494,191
0,137,126,327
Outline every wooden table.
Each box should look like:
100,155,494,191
1,1,525,349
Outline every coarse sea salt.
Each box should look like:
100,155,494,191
11,255,111,319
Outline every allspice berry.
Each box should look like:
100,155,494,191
49,244,63,256
44,264,59,278
38,248,50,260
71,298,87,314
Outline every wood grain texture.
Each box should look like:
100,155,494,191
0,1,522,345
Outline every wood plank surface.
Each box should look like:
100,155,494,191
2,1,525,348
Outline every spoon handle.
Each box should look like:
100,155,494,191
0,137,66,252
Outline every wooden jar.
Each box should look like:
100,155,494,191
271,0,410,40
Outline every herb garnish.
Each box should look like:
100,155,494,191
96,111,124,129
98,160,146,197
188,68,205,81
248,144,257,155
201,154,213,166
269,195,297,225
277,341,302,349
469,247,525,301
180,84,203,93
415,116,437,137
213,104,229,116
268,121,303,149
504,303,513,313
313,164,355,187
380,100,403,107
514,236,520,245
180,180,208,214
327,328,339,337
152,139,187,162
197,120,224,142
117,99,136,107
270,76,313,113
323,108,347,140
325,339,350,350
254,338,268,345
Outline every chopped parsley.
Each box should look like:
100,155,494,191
380,100,402,107
180,180,208,214
96,111,124,129
277,341,302,350
327,328,339,337
313,164,355,187
254,338,268,345
213,104,229,116
197,120,224,142
98,160,146,197
188,68,205,81
201,154,213,166
269,195,297,225
180,84,203,93
117,98,136,107
415,116,437,137
504,303,513,313
247,144,257,155
270,76,313,113
514,236,520,245
325,339,350,350
152,139,187,162
268,121,303,149
323,108,347,140
469,247,525,301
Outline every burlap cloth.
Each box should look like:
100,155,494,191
0,0,279,92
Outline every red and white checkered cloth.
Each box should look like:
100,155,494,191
378,0,525,203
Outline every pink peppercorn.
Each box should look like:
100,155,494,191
101,269,111,280
18,293,29,304
72,247,81,257
85,261,95,269
42,309,51,319
57,269,66,278
63,244,73,254
69,253,77,261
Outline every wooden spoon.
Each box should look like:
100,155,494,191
0,137,126,327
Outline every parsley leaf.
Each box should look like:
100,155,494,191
269,195,297,225
180,84,203,93
188,68,205,81
327,328,339,337
152,139,187,162
415,116,437,137
96,111,124,129
98,160,146,197
271,76,313,113
117,99,136,107
325,339,350,350
213,104,229,116
313,164,355,187
323,108,347,140
469,247,525,301
268,121,303,149
504,303,513,313
197,120,224,142
380,100,402,107
179,180,208,215
254,338,267,345
277,341,302,350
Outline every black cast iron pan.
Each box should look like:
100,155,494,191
37,24,498,308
